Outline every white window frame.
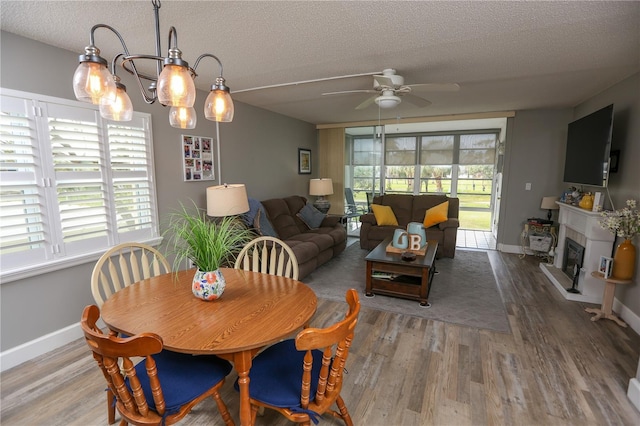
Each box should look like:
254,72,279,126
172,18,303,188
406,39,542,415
0,88,160,283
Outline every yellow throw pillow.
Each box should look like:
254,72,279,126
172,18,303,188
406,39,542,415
423,201,449,228
371,204,399,226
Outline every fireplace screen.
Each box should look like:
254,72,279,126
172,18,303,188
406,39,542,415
562,238,585,280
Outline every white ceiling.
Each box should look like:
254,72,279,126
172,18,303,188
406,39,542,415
2,1,639,125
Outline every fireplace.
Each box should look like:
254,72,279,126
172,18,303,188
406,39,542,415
562,238,585,280
540,203,614,304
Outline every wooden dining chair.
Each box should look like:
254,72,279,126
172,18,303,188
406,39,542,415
81,305,235,426
91,242,171,308
234,236,299,280
91,242,172,423
240,288,361,426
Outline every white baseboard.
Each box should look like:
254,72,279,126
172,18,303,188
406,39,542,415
613,298,640,335
498,243,522,254
628,378,640,413
0,322,82,372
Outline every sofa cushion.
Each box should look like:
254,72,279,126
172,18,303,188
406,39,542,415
254,208,279,238
297,203,326,229
371,204,399,226
412,194,450,222
261,198,302,239
375,194,413,226
287,232,334,253
282,240,320,264
423,201,449,228
242,197,262,228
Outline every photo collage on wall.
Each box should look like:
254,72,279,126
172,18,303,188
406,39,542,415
182,135,215,181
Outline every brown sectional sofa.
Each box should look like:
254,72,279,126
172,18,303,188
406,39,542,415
260,195,347,279
359,194,460,258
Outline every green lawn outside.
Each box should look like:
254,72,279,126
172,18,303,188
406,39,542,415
351,189,492,231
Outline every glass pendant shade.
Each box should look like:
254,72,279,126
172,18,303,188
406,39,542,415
169,106,197,129
204,89,234,122
157,64,196,107
73,61,117,105
99,84,133,121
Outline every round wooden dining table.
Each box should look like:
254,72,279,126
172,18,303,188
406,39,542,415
101,267,318,426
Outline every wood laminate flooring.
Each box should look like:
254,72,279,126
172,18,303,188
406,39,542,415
1,251,639,425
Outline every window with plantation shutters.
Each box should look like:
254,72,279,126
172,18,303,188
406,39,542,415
0,88,159,281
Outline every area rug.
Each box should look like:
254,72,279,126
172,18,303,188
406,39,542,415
303,243,510,333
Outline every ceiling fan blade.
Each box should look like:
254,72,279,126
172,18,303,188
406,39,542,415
408,83,460,92
322,89,377,96
355,95,378,110
373,75,394,87
403,94,432,108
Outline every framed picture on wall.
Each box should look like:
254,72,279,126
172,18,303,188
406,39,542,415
298,148,311,174
182,135,216,181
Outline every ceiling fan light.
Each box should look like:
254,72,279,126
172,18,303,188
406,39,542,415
375,95,401,109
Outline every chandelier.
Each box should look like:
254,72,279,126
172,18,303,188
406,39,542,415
72,0,234,129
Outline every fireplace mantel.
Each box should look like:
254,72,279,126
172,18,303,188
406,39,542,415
540,202,614,303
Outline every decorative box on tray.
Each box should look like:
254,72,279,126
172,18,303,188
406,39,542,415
386,242,427,256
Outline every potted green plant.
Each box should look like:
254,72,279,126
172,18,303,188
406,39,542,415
166,201,253,300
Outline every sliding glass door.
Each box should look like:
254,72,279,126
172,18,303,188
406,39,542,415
345,127,499,231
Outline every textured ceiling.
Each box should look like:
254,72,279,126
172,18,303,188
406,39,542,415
2,1,639,125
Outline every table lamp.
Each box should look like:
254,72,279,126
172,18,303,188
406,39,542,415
207,183,250,217
309,178,333,213
540,196,560,222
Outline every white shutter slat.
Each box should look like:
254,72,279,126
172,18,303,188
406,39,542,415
0,96,47,264
107,122,156,239
1,90,158,279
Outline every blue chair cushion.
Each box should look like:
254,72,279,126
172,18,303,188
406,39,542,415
129,351,232,415
238,339,323,409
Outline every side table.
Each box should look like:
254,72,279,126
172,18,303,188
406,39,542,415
586,271,632,327
520,222,557,261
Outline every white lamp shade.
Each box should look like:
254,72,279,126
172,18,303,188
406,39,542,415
541,196,560,210
309,178,334,196
206,184,249,217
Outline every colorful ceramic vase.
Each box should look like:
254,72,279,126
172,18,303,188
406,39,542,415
192,269,226,300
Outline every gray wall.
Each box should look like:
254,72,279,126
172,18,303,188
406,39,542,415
1,31,639,352
0,32,316,350
573,73,640,316
498,109,573,247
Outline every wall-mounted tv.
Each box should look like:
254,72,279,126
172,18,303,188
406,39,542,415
563,104,613,187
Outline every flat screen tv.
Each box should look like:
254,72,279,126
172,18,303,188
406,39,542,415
563,104,613,187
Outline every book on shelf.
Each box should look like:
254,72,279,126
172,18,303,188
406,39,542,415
527,217,553,225
371,272,397,280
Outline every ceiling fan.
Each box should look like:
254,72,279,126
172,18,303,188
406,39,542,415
322,68,460,110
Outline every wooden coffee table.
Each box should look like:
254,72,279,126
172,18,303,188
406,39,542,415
365,238,438,306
